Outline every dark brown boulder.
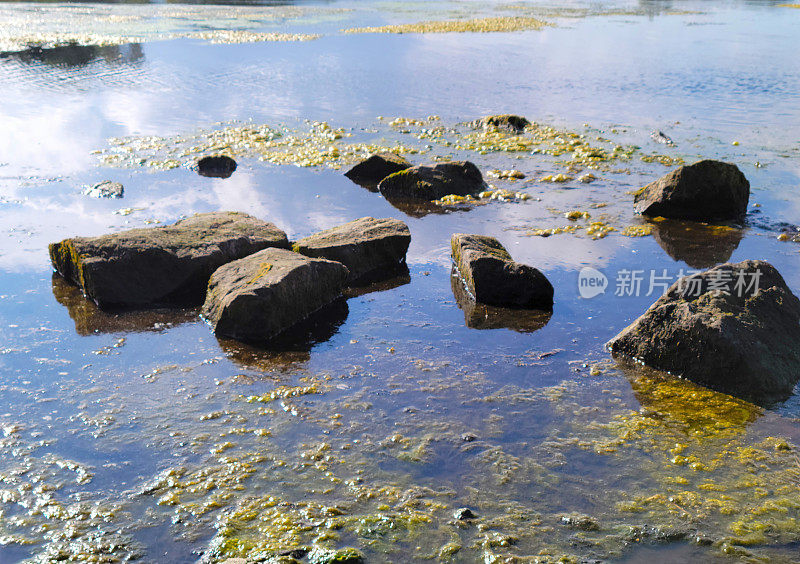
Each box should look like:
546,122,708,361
49,212,289,308
607,260,800,403
634,160,749,223
201,248,349,343
450,270,551,332
293,217,410,283
344,153,411,187
451,233,553,310
378,161,486,201
196,155,237,178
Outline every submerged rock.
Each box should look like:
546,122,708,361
293,216,411,283
201,248,349,343
344,153,411,187
607,260,800,403
560,513,600,531
650,130,675,146
307,546,364,564
378,161,486,201
49,211,289,308
451,234,553,310
634,159,749,222
196,155,237,178
84,180,123,198
474,114,530,132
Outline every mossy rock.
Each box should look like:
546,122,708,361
378,161,485,201
308,547,364,564
608,260,800,403
49,212,289,308
293,217,410,283
450,233,553,310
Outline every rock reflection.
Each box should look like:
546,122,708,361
344,265,410,298
450,270,551,332
382,194,464,218
216,297,348,372
2,43,144,67
616,358,764,430
51,274,197,335
650,218,744,269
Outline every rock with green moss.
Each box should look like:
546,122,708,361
49,212,289,308
378,161,486,201
201,248,349,343
634,159,749,222
308,547,365,564
607,260,800,403
344,153,411,187
474,114,530,132
293,217,410,283
451,233,553,310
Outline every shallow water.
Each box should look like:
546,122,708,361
2,0,800,562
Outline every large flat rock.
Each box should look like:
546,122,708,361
201,248,349,343
293,217,410,283
49,211,289,308
451,233,553,310
634,159,749,222
607,260,800,403
378,161,485,201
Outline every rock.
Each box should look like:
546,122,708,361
344,153,411,187
607,260,800,403
201,248,349,343
308,547,364,564
650,130,675,146
49,212,288,308
451,270,551,332
293,217,411,283
560,513,600,531
196,155,237,178
84,181,123,198
453,507,477,520
451,234,553,310
634,159,750,222
378,161,486,201
475,114,530,132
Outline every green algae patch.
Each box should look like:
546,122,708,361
342,16,550,34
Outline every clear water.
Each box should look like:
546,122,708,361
1,1,800,562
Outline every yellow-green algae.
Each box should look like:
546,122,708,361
342,16,550,34
97,121,420,171
7,344,800,562
0,3,347,52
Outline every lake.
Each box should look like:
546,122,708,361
1,0,800,561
